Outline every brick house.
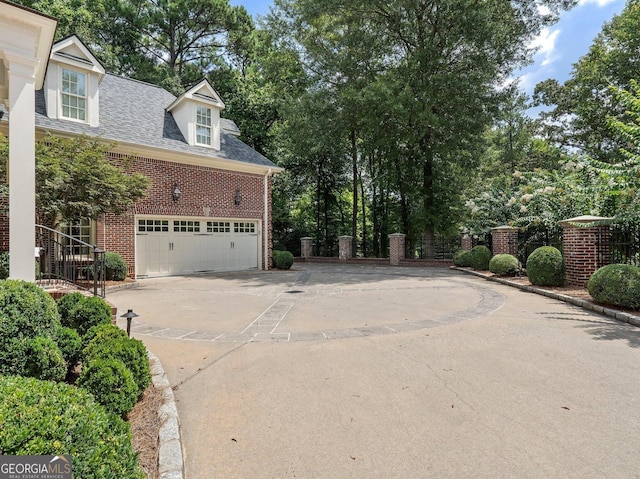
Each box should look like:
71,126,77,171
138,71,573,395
0,35,282,278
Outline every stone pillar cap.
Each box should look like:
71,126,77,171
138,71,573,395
338,235,353,239
491,225,519,231
559,215,613,227
388,233,406,237
300,237,313,240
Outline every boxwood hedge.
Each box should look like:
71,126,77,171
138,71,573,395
0,375,144,479
588,264,640,309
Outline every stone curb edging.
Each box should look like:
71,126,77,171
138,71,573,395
148,350,185,479
106,281,139,294
452,267,640,328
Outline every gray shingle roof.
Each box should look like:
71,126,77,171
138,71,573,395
33,74,279,170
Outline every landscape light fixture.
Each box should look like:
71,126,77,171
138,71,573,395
120,309,138,337
234,188,242,206
172,183,181,202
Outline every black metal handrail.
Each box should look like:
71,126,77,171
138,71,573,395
35,224,105,297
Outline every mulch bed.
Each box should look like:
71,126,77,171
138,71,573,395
129,384,162,479
467,269,640,319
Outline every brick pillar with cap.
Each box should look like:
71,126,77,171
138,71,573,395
461,233,473,251
338,235,353,261
300,237,313,259
389,233,406,266
559,215,612,287
491,226,519,256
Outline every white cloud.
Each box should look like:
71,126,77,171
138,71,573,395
530,27,561,58
578,0,618,6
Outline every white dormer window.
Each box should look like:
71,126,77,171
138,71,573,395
167,79,224,150
61,68,86,121
45,36,105,126
196,105,212,146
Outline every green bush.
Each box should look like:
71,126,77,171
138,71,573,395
0,375,144,478
104,252,128,281
0,253,40,279
83,336,151,395
0,280,62,378
526,246,565,286
77,357,139,416
0,252,8,280
489,254,520,276
67,296,113,336
469,245,492,270
82,323,128,349
57,292,86,328
26,336,67,382
588,264,640,309
453,249,472,267
274,250,294,270
55,326,83,368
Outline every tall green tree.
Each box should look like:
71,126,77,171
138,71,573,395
269,0,576,256
534,0,640,162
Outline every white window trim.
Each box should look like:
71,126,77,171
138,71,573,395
195,105,212,147
60,67,88,123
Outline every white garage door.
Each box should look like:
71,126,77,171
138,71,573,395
136,218,259,278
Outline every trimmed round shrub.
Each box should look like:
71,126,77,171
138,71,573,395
453,249,472,267
526,246,564,286
82,323,128,349
104,252,128,281
588,264,640,309
26,336,67,382
0,375,144,478
274,250,294,270
489,254,520,276
0,280,61,336
83,336,151,395
77,357,138,416
469,245,492,270
55,326,83,368
67,296,112,336
0,280,62,378
57,292,86,328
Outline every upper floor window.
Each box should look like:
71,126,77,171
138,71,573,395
61,68,86,121
196,106,211,146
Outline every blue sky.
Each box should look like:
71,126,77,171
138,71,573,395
231,0,627,98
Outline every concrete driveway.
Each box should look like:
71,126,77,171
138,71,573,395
110,264,640,479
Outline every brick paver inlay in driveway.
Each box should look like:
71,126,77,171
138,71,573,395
117,266,505,343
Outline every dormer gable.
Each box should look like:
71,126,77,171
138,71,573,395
167,79,225,150
44,35,105,127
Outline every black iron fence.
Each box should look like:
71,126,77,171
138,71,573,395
518,226,563,265
35,225,105,297
414,235,461,260
609,221,640,266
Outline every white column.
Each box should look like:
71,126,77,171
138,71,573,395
6,54,39,281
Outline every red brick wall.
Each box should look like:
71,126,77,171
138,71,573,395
0,198,7,251
491,228,518,256
461,234,473,251
101,153,272,277
561,225,611,287
389,234,405,266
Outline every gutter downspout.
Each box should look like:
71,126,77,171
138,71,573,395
264,169,272,270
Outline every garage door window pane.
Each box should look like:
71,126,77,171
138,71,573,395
207,221,230,233
139,219,169,232
234,222,255,233
174,220,201,232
